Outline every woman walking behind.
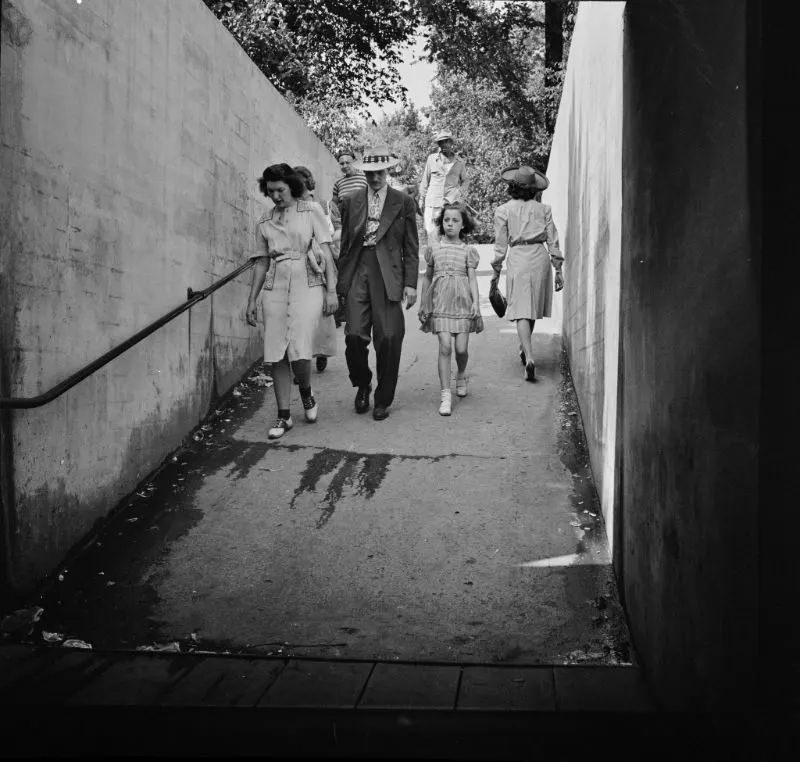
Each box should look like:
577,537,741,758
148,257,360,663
490,166,564,382
245,164,339,439
294,165,338,373
418,203,483,416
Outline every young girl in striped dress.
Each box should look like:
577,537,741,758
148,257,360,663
418,203,484,416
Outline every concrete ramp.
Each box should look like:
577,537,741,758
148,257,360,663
32,307,631,665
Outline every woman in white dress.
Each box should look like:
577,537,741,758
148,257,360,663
490,166,564,382
245,164,338,439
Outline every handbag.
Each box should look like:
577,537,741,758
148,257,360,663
489,277,507,318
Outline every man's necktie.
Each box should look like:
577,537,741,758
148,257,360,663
365,191,381,246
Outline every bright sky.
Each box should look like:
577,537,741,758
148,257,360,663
367,34,436,122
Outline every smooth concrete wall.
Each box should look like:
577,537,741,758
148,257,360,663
619,1,757,710
0,0,339,594
544,2,624,552
549,0,758,710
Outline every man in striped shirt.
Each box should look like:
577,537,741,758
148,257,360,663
330,149,368,234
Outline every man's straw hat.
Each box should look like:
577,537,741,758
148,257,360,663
352,144,401,171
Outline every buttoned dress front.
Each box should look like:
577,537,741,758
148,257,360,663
492,199,564,321
254,202,332,362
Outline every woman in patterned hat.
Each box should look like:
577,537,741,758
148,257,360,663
490,166,564,382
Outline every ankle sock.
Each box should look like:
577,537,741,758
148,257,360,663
299,386,312,399
278,408,290,420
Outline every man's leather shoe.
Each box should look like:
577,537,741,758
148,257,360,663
372,405,389,421
355,386,371,414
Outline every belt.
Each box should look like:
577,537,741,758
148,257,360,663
510,237,545,247
272,249,307,261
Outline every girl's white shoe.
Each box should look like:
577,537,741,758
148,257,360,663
456,377,468,397
439,390,452,416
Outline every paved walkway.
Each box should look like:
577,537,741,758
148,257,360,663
21,275,628,664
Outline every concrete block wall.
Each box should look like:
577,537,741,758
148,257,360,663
543,2,624,553
0,0,340,595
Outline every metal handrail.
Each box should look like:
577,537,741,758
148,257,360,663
0,260,255,410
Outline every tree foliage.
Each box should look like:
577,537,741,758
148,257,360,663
286,91,363,158
205,0,577,242
354,2,577,242
416,1,574,241
202,0,418,109
417,0,547,140
203,1,574,152
422,66,564,242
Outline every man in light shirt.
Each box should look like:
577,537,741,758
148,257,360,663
418,130,469,243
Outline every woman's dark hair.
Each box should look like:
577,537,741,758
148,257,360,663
435,203,476,239
507,181,538,201
293,165,315,191
258,163,304,198
335,149,355,162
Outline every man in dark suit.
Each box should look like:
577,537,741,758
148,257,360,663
336,145,420,421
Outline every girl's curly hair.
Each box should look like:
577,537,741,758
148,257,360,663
435,203,476,239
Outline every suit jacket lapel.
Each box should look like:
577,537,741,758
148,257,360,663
375,187,402,244
350,190,368,246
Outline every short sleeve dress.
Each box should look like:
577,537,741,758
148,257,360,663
419,241,484,334
253,200,332,362
491,199,563,321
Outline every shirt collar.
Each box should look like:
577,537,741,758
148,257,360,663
370,184,388,203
